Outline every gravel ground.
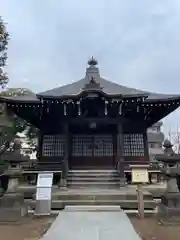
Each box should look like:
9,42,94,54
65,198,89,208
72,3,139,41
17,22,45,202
130,216,180,240
0,217,55,240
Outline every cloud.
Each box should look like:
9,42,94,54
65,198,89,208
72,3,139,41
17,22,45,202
1,0,180,131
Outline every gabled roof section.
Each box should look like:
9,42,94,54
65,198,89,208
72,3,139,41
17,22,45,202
37,59,180,101
37,61,148,98
1,58,180,103
38,77,148,98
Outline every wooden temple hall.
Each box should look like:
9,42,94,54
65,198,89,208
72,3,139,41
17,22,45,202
1,58,180,184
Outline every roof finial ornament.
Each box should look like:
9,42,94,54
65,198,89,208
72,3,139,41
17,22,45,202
88,56,98,67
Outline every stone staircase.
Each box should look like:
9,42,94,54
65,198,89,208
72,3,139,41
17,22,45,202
22,169,157,214
25,187,157,214
67,169,120,188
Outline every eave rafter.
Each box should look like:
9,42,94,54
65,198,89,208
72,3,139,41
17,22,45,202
6,102,41,128
142,98,180,127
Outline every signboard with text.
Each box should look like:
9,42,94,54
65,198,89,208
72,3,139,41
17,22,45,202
132,168,149,183
35,173,53,216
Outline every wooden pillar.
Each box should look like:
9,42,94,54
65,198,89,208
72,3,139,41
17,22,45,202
143,130,149,160
59,123,69,188
37,131,43,163
117,123,126,187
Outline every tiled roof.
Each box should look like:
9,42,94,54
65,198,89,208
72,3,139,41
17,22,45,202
1,62,180,102
37,65,180,101
38,77,147,97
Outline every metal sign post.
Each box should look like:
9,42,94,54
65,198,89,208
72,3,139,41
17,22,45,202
35,173,53,216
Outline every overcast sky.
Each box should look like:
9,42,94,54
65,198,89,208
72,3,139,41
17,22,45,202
1,0,180,135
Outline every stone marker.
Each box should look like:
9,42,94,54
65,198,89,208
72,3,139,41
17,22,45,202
40,205,142,240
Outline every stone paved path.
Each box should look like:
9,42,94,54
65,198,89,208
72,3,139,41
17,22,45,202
41,206,141,240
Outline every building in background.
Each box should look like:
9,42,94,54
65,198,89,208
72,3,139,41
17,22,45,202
147,121,164,160
16,131,36,159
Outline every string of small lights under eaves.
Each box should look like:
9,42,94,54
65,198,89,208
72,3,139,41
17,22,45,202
7,100,180,108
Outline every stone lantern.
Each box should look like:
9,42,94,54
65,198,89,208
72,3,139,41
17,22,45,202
3,139,30,192
0,139,29,222
0,104,14,190
156,140,180,219
0,105,29,221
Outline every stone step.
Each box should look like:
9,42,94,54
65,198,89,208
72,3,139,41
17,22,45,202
67,181,119,187
28,209,157,217
25,199,156,210
68,170,118,174
68,169,117,173
68,174,119,178
52,192,153,201
67,177,119,182
68,170,118,177
19,185,154,201
67,169,120,188
68,175,119,178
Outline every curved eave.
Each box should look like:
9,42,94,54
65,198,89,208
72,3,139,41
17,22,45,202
145,94,180,102
37,92,148,101
0,95,41,104
8,102,41,128
145,98,180,127
37,90,180,103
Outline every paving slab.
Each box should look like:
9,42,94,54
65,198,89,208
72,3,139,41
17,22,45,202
41,206,142,240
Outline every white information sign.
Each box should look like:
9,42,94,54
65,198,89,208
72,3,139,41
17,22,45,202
35,173,53,216
36,187,52,200
132,168,149,183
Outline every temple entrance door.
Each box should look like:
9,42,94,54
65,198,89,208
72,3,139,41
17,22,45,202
70,134,115,169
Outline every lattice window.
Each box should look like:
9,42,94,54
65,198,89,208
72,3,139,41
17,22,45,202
72,135,83,156
123,134,144,156
72,135,93,156
55,135,65,156
42,135,54,157
123,134,131,156
42,135,65,157
72,134,114,157
82,135,92,156
94,135,113,156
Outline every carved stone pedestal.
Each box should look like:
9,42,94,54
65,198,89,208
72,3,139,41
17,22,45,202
0,192,28,223
162,193,180,208
6,177,19,193
158,193,180,224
